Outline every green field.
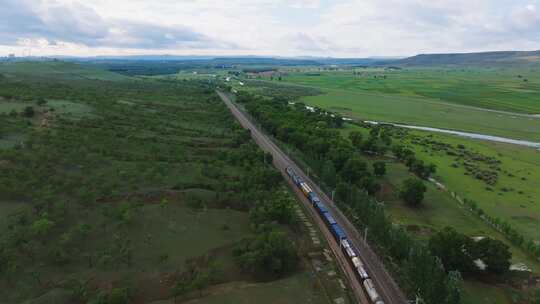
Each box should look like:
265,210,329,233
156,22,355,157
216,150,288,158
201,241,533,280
0,62,347,304
341,123,540,242
173,272,327,304
279,69,540,141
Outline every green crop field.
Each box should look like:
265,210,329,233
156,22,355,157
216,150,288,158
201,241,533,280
277,69,540,141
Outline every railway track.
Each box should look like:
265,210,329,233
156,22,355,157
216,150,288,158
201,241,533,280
218,91,407,304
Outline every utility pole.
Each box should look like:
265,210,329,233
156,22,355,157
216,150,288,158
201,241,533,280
364,227,368,243
331,189,335,201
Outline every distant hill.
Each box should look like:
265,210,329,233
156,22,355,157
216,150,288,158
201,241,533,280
393,50,540,67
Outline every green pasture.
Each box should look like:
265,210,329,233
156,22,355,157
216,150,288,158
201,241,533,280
46,99,94,117
277,69,540,141
462,280,511,304
174,272,328,304
283,68,540,113
378,161,539,272
402,130,540,242
0,101,30,113
342,123,540,266
92,202,251,269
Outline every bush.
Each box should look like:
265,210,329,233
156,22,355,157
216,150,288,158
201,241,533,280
234,229,297,276
23,106,35,118
400,178,427,207
36,98,48,106
373,161,386,176
474,238,511,274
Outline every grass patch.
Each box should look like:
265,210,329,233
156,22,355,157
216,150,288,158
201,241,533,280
173,271,328,304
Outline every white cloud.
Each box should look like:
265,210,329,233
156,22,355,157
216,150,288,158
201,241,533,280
1,0,539,57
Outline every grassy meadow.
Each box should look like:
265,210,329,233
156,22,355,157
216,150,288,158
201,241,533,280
279,68,540,141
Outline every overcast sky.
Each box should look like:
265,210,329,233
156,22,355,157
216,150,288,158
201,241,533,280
1,0,540,57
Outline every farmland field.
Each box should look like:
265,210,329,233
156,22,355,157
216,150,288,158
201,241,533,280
279,69,540,141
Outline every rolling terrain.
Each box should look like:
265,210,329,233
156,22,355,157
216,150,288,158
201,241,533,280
0,62,350,304
393,50,540,67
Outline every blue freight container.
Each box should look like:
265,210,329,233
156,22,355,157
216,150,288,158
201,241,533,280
312,196,321,204
330,224,347,240
314,201,328,214
322,212,337,225
308,192,317,203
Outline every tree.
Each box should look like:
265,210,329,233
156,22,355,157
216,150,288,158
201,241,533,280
359,174,381,195
373,161,386,176
249,193,295,226
234,229,297,276
108,288,130,304
36,98,48,106
349,131,363,148
321,159,337,188
335,182,349,203
534,289,540,304
31,217,55,236
341,156,367,183
400,178,427,207
23,106,35,118
444,271,463,304
475,238,511,274
429,227,476,273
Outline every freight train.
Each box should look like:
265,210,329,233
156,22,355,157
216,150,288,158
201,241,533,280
286,167,384,304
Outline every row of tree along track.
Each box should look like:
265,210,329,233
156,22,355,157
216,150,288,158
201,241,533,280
218,91,407,304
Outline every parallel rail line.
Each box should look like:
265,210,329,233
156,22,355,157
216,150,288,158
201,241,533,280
218,91,407,304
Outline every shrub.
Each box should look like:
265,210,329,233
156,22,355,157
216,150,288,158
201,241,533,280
400,178,427,207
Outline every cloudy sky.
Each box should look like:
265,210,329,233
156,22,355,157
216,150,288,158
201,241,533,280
1,0,540,57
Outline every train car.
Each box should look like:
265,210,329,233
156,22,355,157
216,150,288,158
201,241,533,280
285,167,384,304
343,244,356,259
322,212,337,226
330,223,347,241
286,167,294,177
300,182,313,197
308,192,318,203
363,279,384,304
286,167,303,186
351,257,370,280
314,201,329,216
292,174,302,186
341,239,352,250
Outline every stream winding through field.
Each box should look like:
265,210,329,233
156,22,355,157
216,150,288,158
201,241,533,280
364,121,540,149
